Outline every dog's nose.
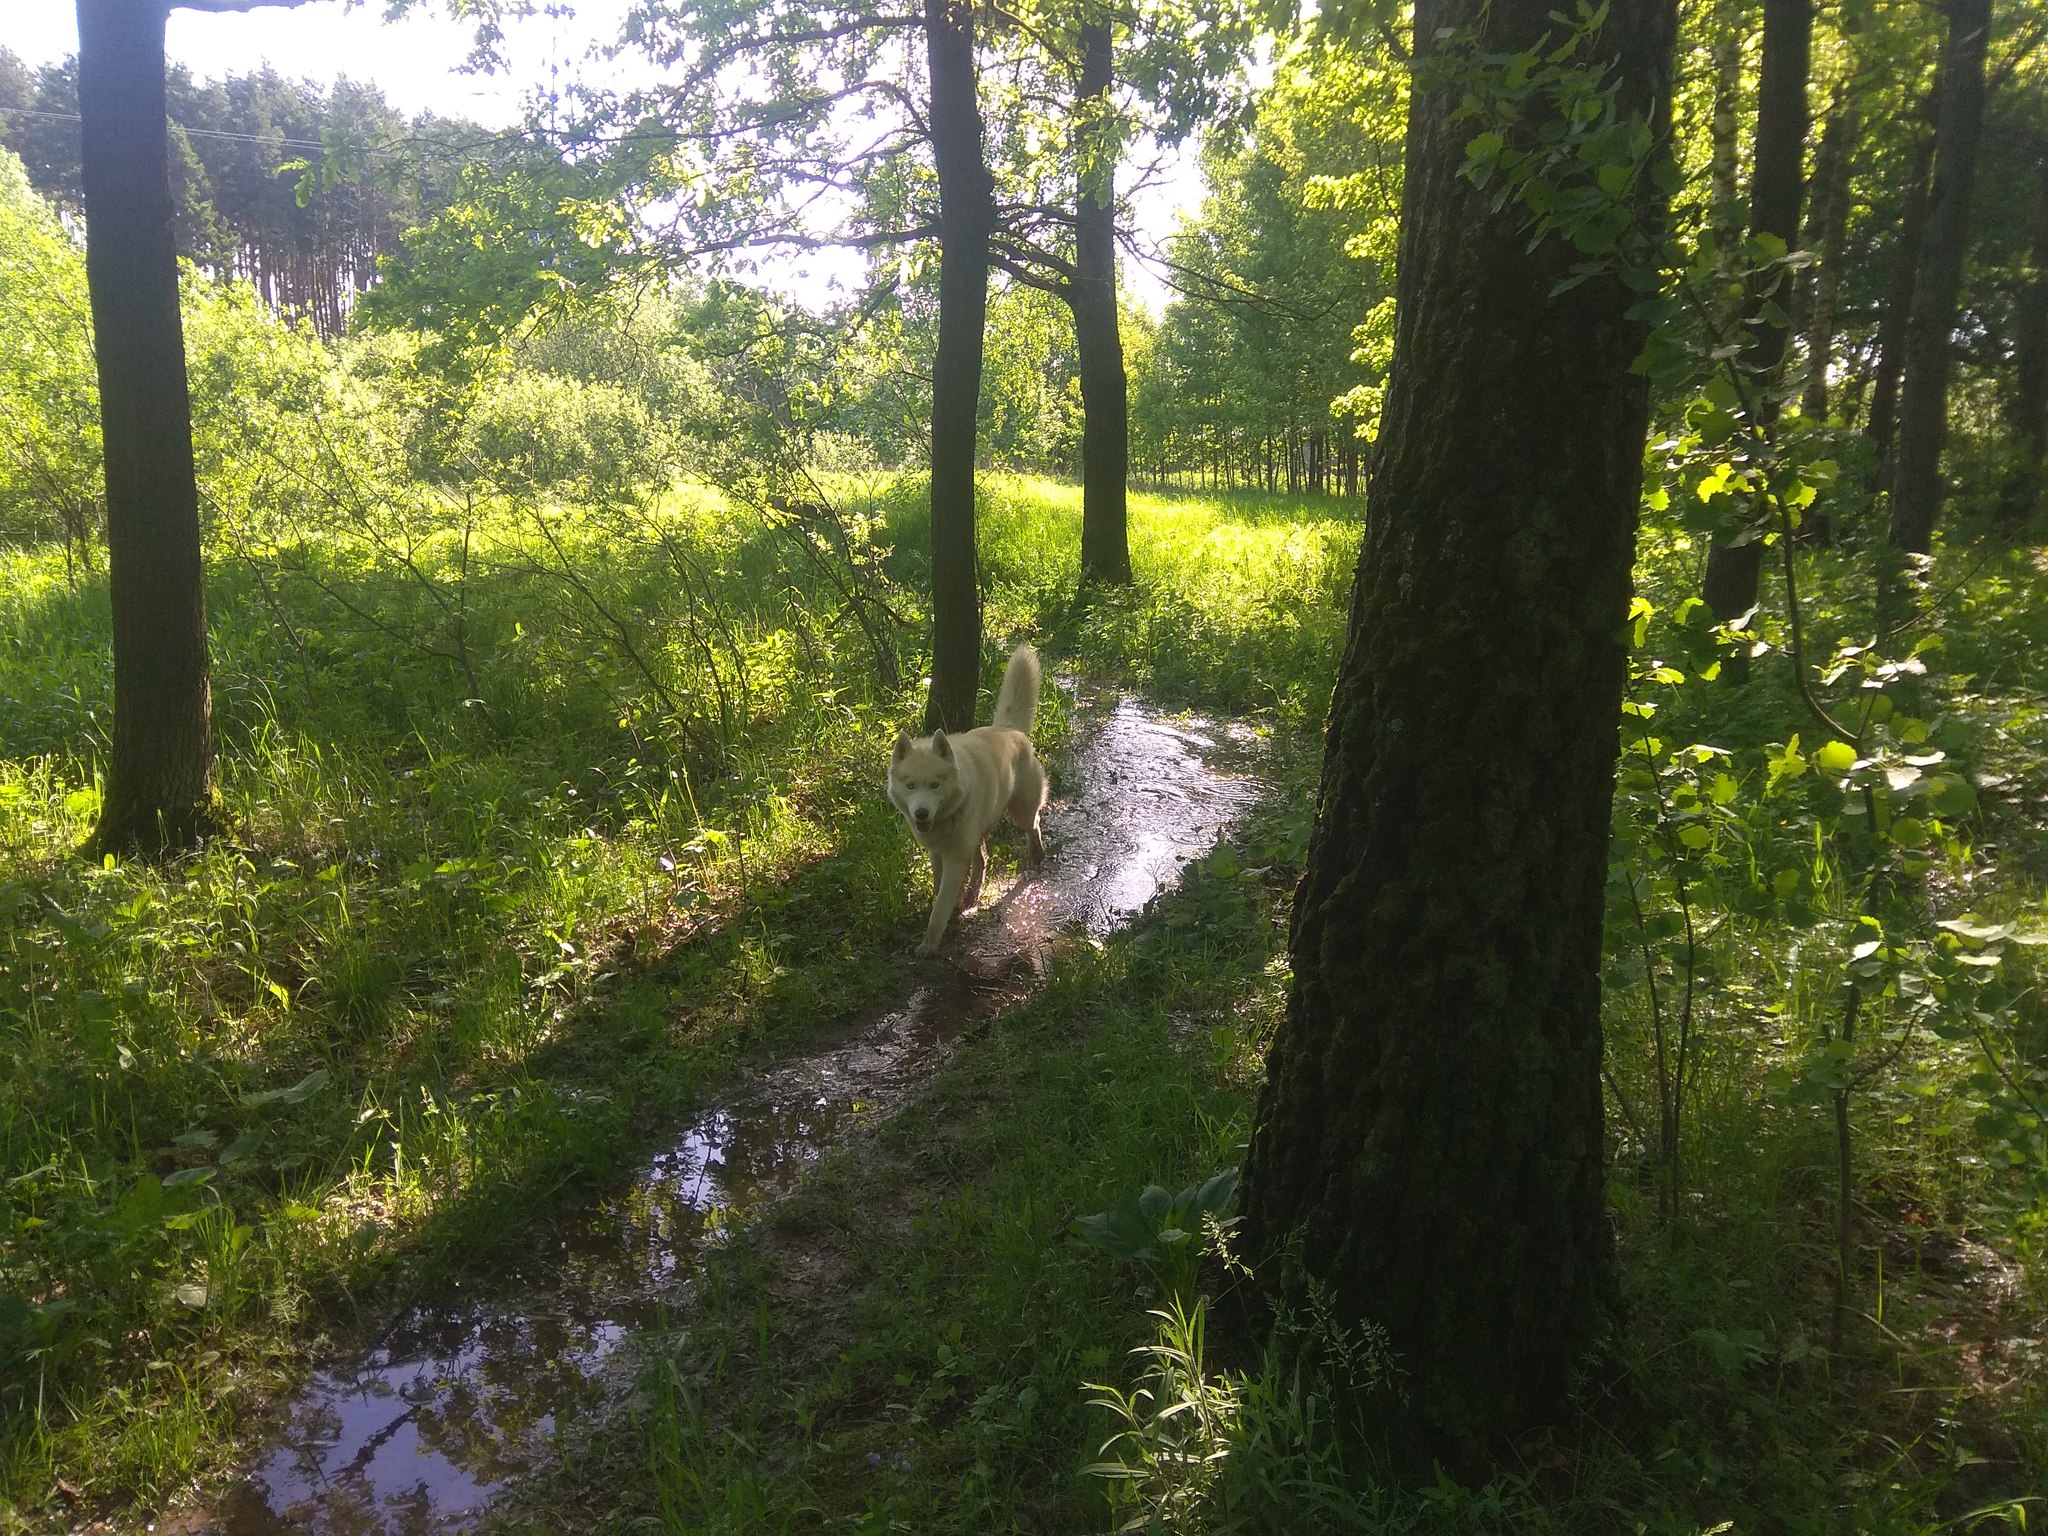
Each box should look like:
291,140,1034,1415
914,808,930,824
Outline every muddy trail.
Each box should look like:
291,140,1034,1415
188,694,1263,1535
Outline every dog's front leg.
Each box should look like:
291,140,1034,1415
919,852,969,957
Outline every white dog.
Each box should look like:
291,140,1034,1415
888,645,1048,956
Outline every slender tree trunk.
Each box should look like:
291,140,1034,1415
1867,134,1936,476
1073,16,1131,585
1800,98,1859,421
1708,0,1745,323
1700,0,1811,684
1891,0,1991,555
76,0,217,855
1239,0,1677,1459
921,0,994,733
1999,151,2048,530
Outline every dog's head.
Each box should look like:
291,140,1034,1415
889,731,961,835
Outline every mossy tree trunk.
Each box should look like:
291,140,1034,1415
1238,0,1677,1458
921,0,994,733
76,0,217,856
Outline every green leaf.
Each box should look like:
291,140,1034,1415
1938,917,2014,944
217,1130,268,1167
1464,130,1505,163
1814,740,1858,775
242,1068,330,1110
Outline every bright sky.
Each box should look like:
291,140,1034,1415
1,0,1204,312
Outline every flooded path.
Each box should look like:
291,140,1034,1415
193,695,1260,1535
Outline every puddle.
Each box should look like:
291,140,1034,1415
192,695,1260,1534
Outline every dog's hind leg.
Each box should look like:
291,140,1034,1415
1009,758,1048,867
961,840,988,913
919,852,969,957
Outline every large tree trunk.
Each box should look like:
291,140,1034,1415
1889,0,1991,555
1699,0,1811,685
1999,150,2048,530
921,0,994,733
1073,16,1132,587
1238,0,1677,1459
76,0,217,855
1799,98,1859,422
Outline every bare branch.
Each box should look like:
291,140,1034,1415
989,251,1070,297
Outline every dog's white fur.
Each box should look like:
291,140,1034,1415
889,645,1048,956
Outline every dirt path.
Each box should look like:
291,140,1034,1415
184,692,1264,1534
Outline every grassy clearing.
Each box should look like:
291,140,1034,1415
903,473,1361,725
7,471,2048,1531
0,472,1355,1525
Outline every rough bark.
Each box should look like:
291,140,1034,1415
1799,99,1859,422
1699,0,1811,684
921,0,994,733
1890,0,1991,555
1073,17,1131,587
76,0,217,855
1238,0,1677,1458
1999,151,2048,530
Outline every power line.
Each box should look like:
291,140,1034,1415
0,105,333,153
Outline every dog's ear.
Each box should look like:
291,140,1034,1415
892,731,910,763
932,730,951,759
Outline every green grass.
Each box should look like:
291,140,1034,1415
0,472,1363,1523
500,488,2048,1535
0,487,936,1514
886,473,1361,724
7,471,2048,1533
484,783,1315,1536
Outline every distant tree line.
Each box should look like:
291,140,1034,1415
0,47,492,337
1124,34,1403,497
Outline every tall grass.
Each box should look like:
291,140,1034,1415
0,485,929,1511
886,473,1363,724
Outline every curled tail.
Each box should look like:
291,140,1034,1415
991,644,1040,734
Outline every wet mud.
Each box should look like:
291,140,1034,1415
191,694,1261,1534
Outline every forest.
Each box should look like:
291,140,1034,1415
2,0,2048,1531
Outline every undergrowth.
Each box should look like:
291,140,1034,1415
503,496,2048,1535
0,470,1351,1524
8,464,2048,1532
